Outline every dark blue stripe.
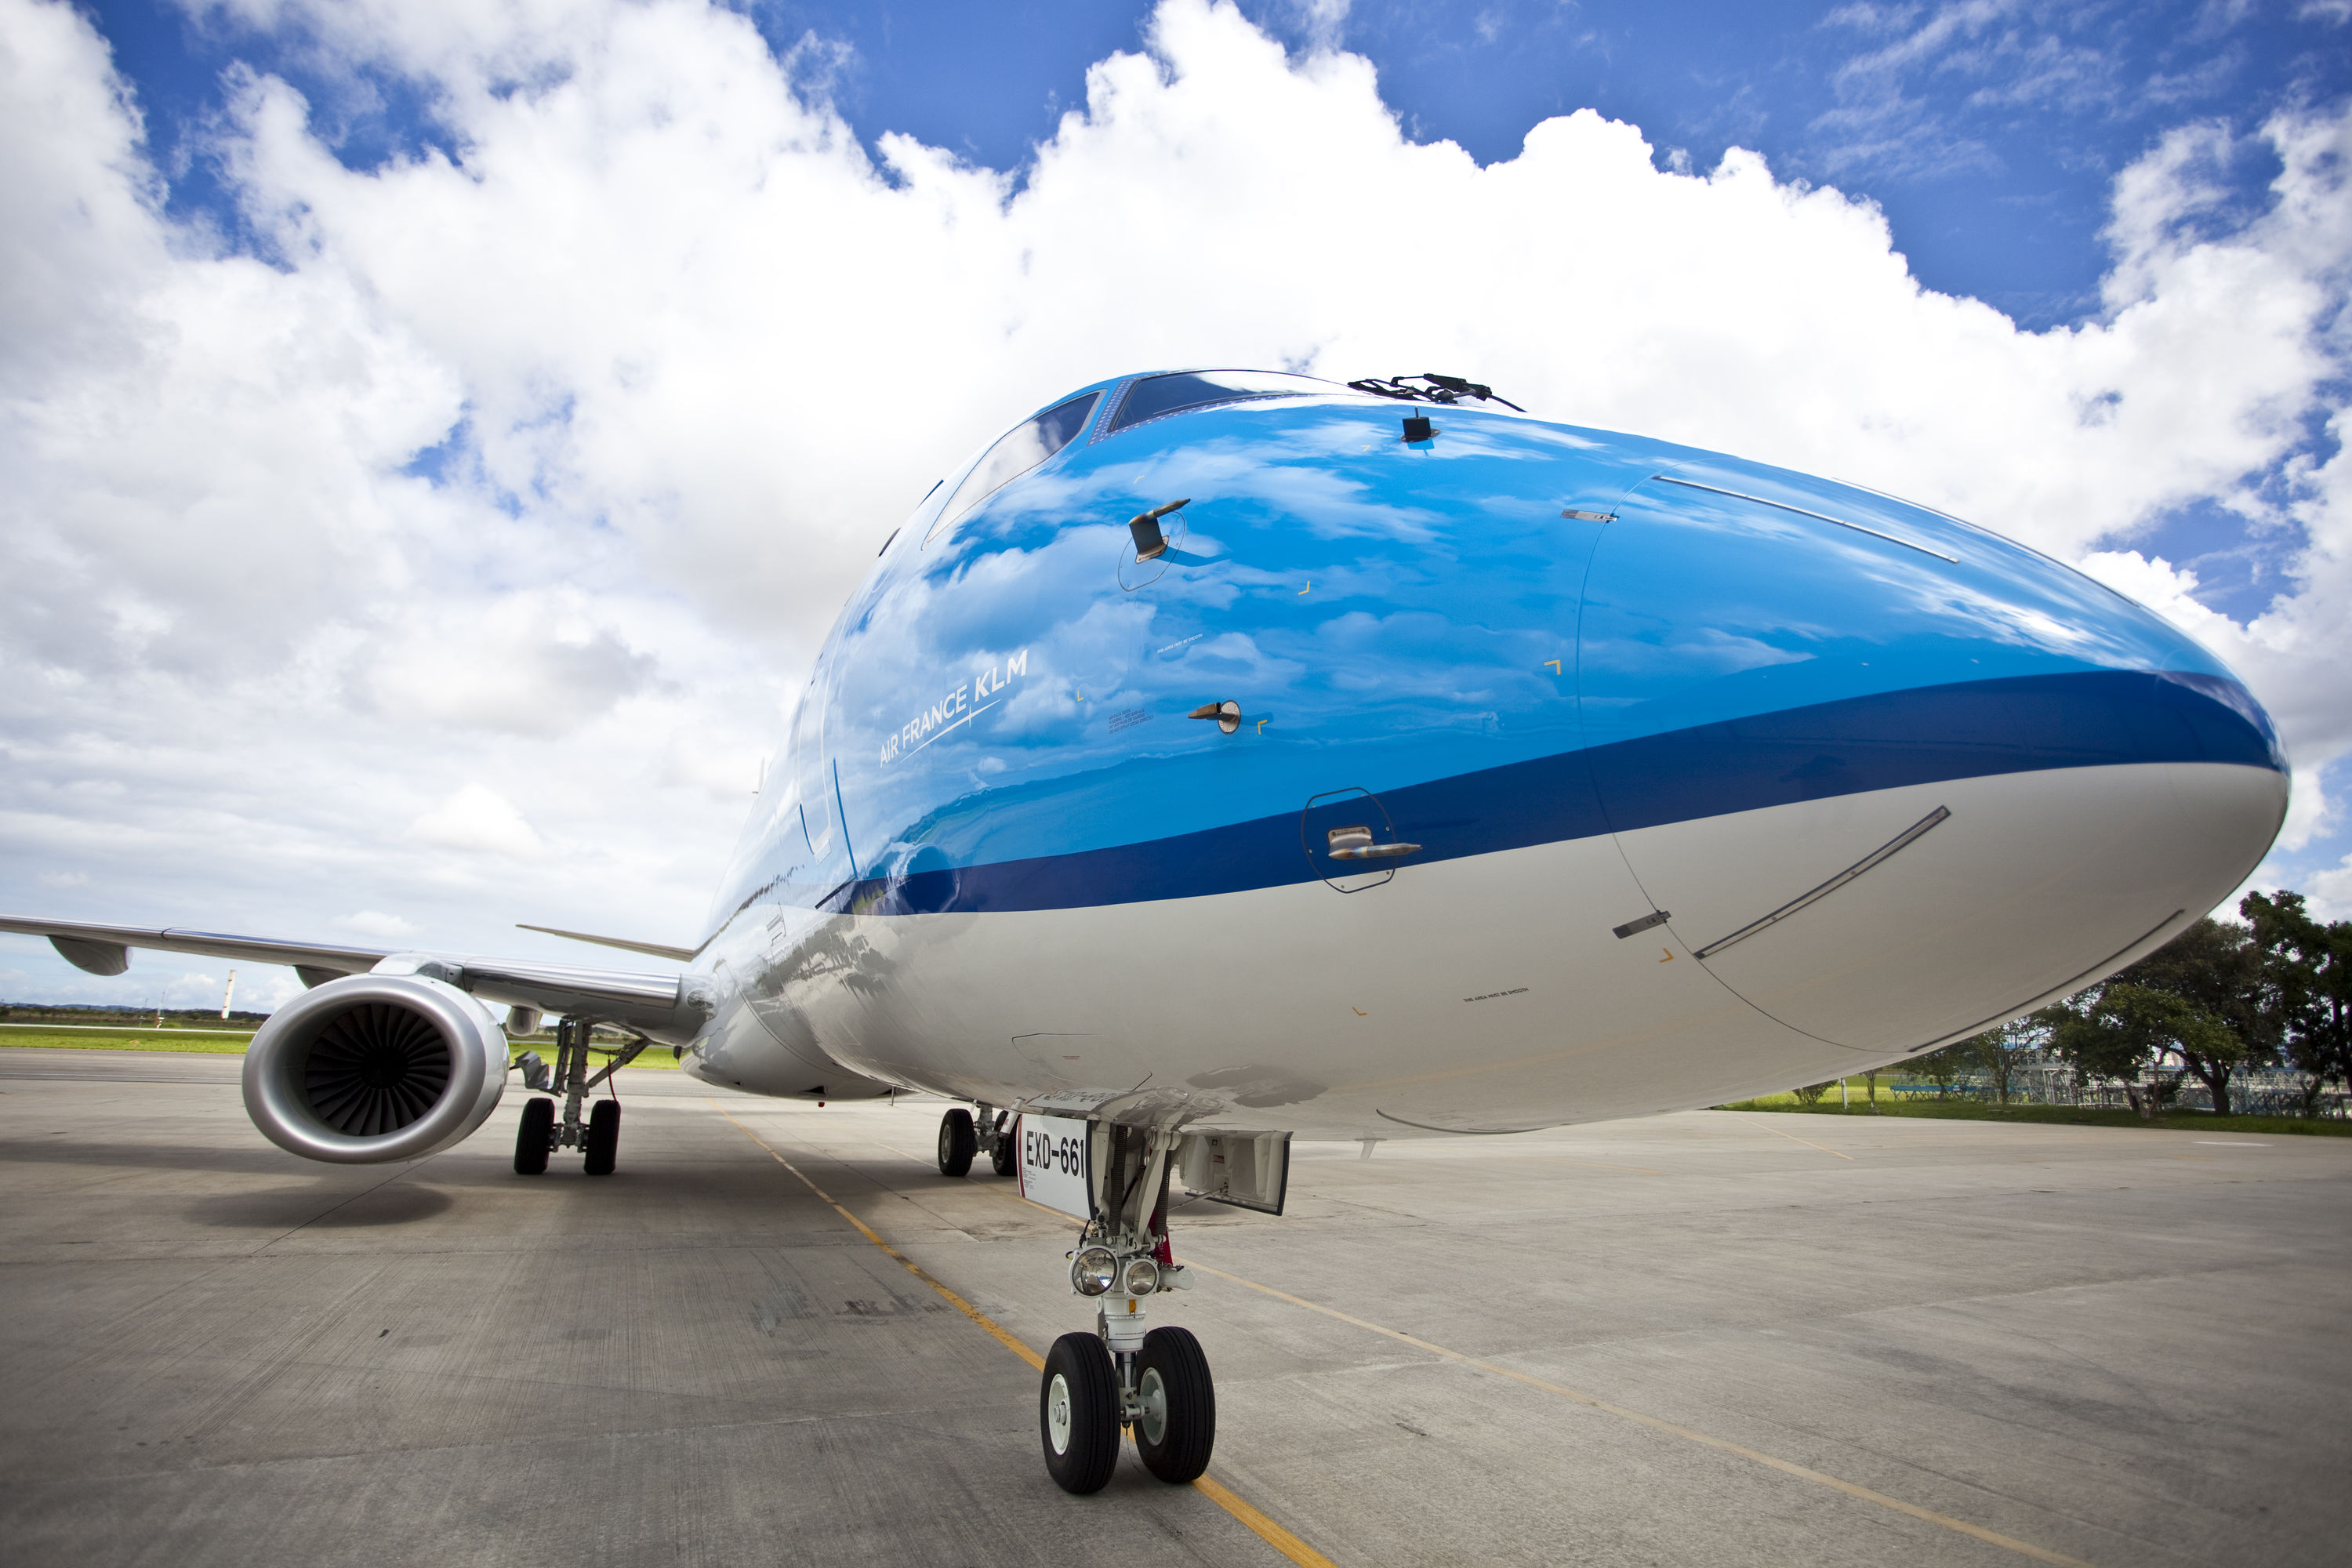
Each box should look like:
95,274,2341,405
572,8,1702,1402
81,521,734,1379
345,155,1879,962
830,670,2280,916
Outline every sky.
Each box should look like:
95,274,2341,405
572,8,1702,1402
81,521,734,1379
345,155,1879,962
2,0,2350,1014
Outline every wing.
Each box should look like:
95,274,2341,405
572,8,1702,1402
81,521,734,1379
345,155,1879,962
515,924,700,962
0,916,709,1040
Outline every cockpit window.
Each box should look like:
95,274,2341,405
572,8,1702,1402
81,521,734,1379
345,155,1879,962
1105,370,1341,434
924,391,1101,545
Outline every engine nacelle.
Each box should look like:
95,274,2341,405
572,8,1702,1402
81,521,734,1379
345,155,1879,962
241,973,510,1163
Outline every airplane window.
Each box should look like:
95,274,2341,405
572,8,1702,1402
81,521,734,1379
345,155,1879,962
1106,370,1341,434
925,391,1102,544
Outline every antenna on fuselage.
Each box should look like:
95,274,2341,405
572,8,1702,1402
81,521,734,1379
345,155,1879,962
1128,498,1189,562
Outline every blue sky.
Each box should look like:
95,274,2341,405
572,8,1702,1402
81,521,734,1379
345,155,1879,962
97,0,2347,325
89,0,2350,619
5,0,2350,1010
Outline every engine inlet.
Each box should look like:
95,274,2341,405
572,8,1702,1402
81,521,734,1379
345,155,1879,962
302,1004,454,1136
243,971,507,1163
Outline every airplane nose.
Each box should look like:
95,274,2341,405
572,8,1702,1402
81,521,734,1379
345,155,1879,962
1574,470,2288,1056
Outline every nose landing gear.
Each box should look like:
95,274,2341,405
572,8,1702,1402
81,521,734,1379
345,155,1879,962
1041,1120,1215,1493
1132,1323,1215,1482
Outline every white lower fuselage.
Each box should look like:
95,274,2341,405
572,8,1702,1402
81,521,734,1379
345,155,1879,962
684,760,2284,1138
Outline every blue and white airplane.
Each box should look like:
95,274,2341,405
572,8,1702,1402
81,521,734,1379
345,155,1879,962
3,368,2288,1493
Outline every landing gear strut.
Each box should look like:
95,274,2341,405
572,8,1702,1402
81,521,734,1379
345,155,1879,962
1040,1120,1214,1493
513,1016,645,1176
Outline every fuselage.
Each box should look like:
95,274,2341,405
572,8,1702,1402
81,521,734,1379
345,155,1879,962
679,371,2287,1138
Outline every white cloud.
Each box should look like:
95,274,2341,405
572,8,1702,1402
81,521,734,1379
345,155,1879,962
2,0,2350,1005
2302,851,2352,921
329,909,419,938
411,783,546,859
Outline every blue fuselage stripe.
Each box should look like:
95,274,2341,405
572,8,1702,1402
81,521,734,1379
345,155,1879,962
821,669,2278,917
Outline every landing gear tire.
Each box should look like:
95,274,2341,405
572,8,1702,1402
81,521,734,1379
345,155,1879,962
1134,1326,1215,1483
989,1130,1016,1177
938,1109,976,1177
514,1097,554,1175
1040,1332,1121,1494
583,1098,620,1176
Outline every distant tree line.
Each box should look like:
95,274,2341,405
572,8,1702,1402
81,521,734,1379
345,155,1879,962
1915,891,2352,1117
2,1005,269,1025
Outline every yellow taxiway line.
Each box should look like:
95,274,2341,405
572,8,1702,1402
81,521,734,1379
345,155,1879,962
711,1103,1339,1568
1737,1114,1858,1160
1176,1262,2092,1567
731,1105,2092,1566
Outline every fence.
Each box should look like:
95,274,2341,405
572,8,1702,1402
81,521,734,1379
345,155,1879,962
1878,1057,2349,1118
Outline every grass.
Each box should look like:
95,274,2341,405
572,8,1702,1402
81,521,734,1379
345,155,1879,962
0,1026,683,1069
509,1041,684,1072
2,1033,2322,1118
0,1025,256,1054
1717,1091,2352,1138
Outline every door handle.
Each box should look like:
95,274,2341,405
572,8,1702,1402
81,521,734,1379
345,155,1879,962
1326,826,1421,860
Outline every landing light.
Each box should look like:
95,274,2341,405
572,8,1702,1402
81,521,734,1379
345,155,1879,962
1072,1246,1118,1297
1122,1256,1162,1296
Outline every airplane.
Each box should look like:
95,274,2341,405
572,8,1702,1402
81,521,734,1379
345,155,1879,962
2,367,2288,1494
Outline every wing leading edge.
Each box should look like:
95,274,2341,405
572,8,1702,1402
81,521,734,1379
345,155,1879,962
0,916,710,1042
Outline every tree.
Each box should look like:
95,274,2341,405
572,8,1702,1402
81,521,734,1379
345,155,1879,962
1909,1020,2037,1104
2041,990,2204,1119
2244,891,2352,1115
1792,1080,1836,1106
1969,1018,2039,1104
1911,1042,1969,1098
2110,918,2278,1115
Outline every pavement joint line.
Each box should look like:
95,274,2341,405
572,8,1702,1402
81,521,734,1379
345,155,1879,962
1515,1154,1671,1174
834,1113,2096,1565
1739,1114,1857,1160
1178,1259,2096,1568
709,1102,1342,1568
710,1103,1043,1372
844,1126,1077,1222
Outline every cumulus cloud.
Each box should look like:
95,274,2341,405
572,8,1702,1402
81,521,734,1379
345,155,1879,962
411,783,545,859
2,0,2350,1001
329,908,418,938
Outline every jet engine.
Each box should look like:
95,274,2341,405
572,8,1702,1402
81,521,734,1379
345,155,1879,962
241,972,510,1163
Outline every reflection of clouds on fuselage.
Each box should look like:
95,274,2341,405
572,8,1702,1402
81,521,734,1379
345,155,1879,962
674,378,2286,1138
1094,434,1452,546
760,919,897,1018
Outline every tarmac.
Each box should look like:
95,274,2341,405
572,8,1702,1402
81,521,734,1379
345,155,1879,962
0,1046,2345,1568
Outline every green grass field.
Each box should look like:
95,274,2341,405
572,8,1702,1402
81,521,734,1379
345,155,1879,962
0,1025,256,1054
0,1026,683,1069
2,1030,2331,1115
1718,1088,2351,1138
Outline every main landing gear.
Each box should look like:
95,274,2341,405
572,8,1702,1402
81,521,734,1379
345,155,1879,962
513,1017,646,1176
935,1105,1016,1178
